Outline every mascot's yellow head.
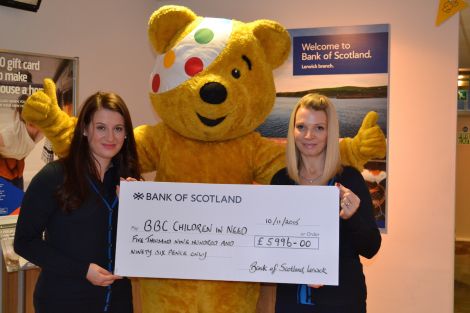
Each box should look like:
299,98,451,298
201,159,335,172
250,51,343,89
148,5,291,141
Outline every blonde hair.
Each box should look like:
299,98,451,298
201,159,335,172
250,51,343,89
286,93,342,185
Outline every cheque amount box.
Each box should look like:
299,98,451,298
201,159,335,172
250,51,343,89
254,235,319,249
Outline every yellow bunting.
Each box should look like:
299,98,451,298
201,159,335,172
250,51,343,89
436,0,468,26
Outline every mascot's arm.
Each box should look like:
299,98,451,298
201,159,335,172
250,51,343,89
134,124,161,173
339,111,386,171
22,79,76,158
253,134,286,185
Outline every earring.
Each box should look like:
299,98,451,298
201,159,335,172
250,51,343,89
83,132,87,136
124,135,127,139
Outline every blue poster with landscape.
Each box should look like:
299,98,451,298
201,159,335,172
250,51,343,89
257,24,389,230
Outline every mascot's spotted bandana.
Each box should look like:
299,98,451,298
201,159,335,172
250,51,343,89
150,17,233,94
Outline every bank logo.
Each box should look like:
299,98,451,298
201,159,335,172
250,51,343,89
133,192,144,200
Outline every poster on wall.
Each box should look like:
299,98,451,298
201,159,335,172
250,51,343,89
0,49,78,271
257,24,389,230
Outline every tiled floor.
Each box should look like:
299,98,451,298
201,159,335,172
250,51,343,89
455,241,470,313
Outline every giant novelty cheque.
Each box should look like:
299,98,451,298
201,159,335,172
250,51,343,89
115,181,340,285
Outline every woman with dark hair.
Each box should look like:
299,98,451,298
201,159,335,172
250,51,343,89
14,89,141,313
272,93,381,313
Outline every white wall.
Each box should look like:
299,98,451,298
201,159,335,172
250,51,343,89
1,1,458,312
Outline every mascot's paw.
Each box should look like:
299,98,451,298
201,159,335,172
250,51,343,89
341,111,386,171
355,111,386,159
22,78,76,158
22,78,60,127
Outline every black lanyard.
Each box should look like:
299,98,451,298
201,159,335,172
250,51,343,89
88,177,118,312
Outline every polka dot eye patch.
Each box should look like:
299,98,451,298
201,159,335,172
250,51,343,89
150,18,233,94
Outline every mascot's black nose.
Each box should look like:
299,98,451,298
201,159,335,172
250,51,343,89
199,82,227,104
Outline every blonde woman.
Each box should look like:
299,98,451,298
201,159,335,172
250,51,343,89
271,93,381,313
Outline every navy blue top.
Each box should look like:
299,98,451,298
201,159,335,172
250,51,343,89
271,166,381,313
14,161,132,313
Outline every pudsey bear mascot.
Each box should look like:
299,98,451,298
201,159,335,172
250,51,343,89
22,5,386,313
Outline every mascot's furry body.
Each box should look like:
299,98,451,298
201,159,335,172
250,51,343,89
22,5,386,313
